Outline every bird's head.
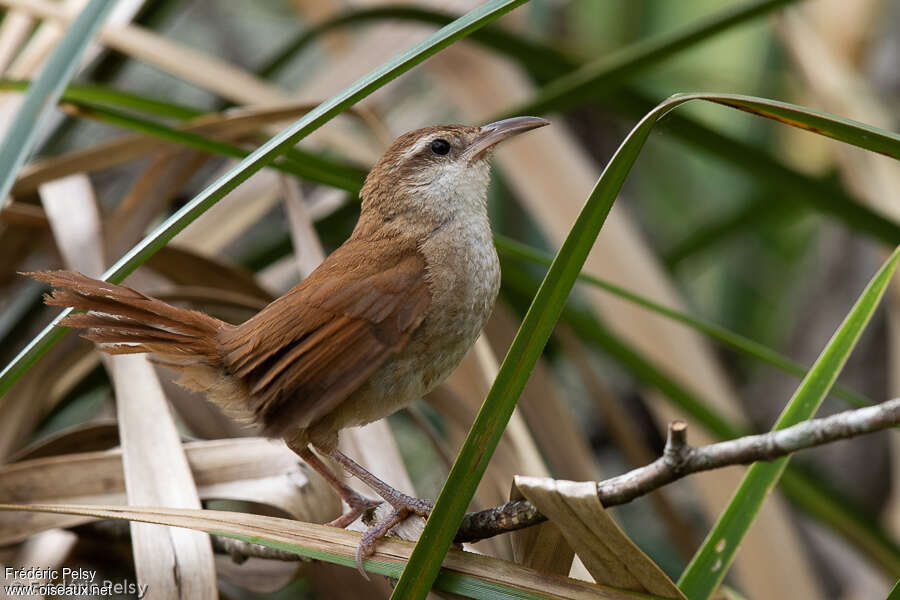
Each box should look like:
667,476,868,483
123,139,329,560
359,117,549,229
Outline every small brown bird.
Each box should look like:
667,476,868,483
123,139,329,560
28,116,548,569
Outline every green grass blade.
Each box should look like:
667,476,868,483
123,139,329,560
394,93,900,598
678,246,900,599
495,234,873,409
0,0,114,202
0,79,203,120
242,0,900,246
779,467,900,577
260,4,578,84
262,1,794,91
391,94,670,600
500,260,900,576
0,0,527,400
662,194,803,266
71,102,366,192
0,504,658,600
605,88,900,246
0,82,368,191
505,0,798,116
698,94,900,159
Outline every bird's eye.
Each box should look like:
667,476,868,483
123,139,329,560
430,138,451,155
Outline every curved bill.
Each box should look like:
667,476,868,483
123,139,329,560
463,116,550,162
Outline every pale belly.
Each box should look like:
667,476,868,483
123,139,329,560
305,219,500,446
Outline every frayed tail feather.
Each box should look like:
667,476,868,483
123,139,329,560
25,270,255,422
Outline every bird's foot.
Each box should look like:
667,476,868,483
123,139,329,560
378,489,433,520
326,493,382,529
354,492,433,578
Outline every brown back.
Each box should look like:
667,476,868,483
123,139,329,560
218,234,431,435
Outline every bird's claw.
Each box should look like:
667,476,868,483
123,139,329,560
326,495,382,529
354,507,411,578
354,495,434,578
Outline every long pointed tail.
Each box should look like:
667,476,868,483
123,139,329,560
27,270,253,421
28,270,225,365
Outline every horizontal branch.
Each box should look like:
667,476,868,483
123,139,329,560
80,398,895,562
455,397,900,543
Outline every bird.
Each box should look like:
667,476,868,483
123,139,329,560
27,115,549,572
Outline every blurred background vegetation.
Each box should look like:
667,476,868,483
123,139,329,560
0,1,898,599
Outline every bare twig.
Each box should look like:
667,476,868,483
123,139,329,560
455,398,900,543
210,534,310,564
75,399,899,561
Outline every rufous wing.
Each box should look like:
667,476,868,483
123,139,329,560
217,236,431,436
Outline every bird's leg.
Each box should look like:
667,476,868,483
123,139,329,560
295,446,381,528
321,447,434,575
325,447,434,517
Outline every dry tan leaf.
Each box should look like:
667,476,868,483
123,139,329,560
0,10,36,74
13,102,377,198
0,438,340,545
146,245,273,301
282,176,327,279
508,482,574,576
39,173,217,599
8,420,119,462
105,149,211,259
0,201,46,227
555,327,697,556
0,336,97,460
0,503,647,600
485,304,599,481
7,529,77,594
215,554,302,594
515,476,684,599
777,10,900,595
421,33,822,600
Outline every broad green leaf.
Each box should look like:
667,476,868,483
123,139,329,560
0,0,528,399
0,0,114,202
678,246,900,599
0,503,659,600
